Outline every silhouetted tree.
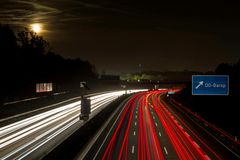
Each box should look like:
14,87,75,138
215,63,232,75
215,60,240,83
18,29,49,55
0,24,97,104
0,24,19,102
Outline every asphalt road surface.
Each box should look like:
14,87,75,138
0,91,131,160
79,90,240,160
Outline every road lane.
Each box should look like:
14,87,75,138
79,90,239,160
80,91,177,159
160,94,240,159
146,94,179,160
1,90,146,159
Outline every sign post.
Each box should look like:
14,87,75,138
79,81,91,121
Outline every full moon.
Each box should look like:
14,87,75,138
31,23,42,33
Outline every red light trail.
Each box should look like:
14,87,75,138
88,90,237,160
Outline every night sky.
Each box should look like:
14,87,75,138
0,0,240,74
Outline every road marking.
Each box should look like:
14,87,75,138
153,116,155,119
136,111,138,114
135,115,138,119
158,132,161,136
135,122,137,126
185,132,190,137
204,155,211,160
151,111,153,114
132,146,135,154
193,141,200,148
155,122,158,126
91,97,130,160
133,131,136,136
164,147,168,155
34,137,40,141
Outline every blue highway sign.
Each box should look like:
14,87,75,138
192,75,229,95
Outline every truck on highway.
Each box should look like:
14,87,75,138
80,96,91,121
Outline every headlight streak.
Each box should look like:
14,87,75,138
1,116,78,160
0,90,145,159
0,107,78,148
0,102,80,136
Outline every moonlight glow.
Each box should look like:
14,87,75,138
31,23,42,33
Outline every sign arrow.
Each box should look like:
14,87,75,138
195,81,204,89
192,75,229,95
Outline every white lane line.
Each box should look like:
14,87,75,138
185,132,190,137
133,131,136,136
136,111,138,114
155,122,158,126
164,147,168,155
158,132,161,137
151,111,153,114
153,116,155,119
135,122,137,126
135,115,138,119
92,97,129,159
204,155,211,160
132,146,135,154
179,125,183,129
193,141,200,148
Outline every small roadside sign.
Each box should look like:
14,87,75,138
192,75,229,95
80,81,87,88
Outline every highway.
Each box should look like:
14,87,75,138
79,90,240,160
0,90,145,160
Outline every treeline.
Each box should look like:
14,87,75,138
216,60,240,83
0,24,96,102
121,60,240,84
121,70,203,82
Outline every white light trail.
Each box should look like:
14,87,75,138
0,90,146,159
